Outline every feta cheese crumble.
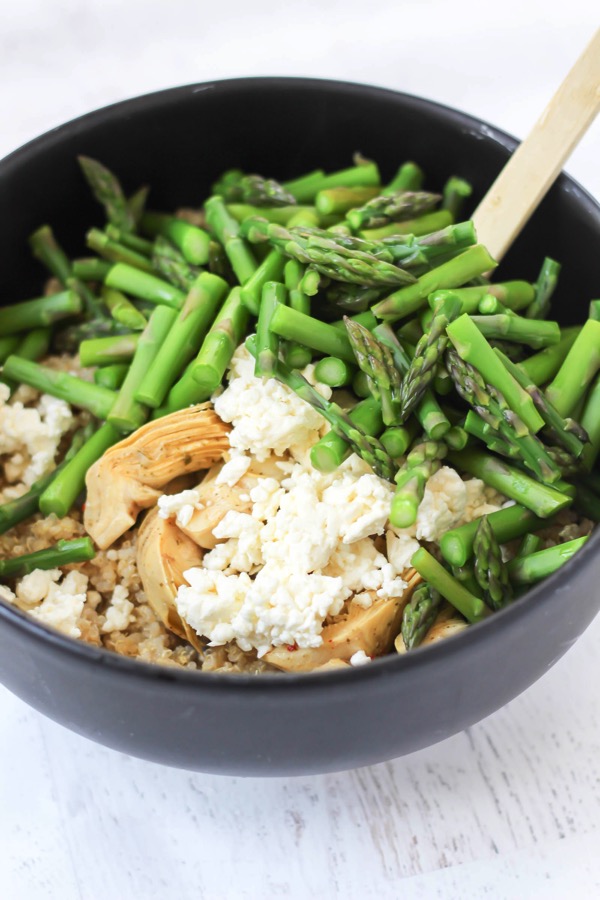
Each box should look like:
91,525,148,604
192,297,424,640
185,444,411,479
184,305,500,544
102,584,134,633
158,489,203,528
7,568,89,639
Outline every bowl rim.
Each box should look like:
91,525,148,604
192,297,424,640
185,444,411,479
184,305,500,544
0,74,599,693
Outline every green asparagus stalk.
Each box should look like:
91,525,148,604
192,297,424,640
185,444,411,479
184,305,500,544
325,282,384,313
399,294,462,420
28,225,72,284
282,162,380,202
141,212,211,266
270,304,355,362
310,396,383,472
383,161,424,193
352,369,371,398
516,533,542,557
38,423,121,518
345,318,402,425
0,537,96,578
445,348,561,482
494,348,588,458
71,258,113,282
86,228,155,273
240,249,286,315
13,328,51,362
373,246,497,321
134,272,229,408
0,336,21,365
187,287,249,397
579,372,600,471
255,281,286,378
589,300,600,321
282,259,312,368
401,582,444,650
2,356,116,419
316,185,379,217
78,156,135,231
446,314,545,433
507,537,588,585
545,319,600,417
105,225,153,257
313,356,354,387
204,196,259,284
452,563,482,598
108,305,177,432
473,515,513,610
463,410,518,459
0,291,82,337
151,236,202,291
79,333,140,367
410,547,489,623
241,219,416,288
94,363,129,390
525,257,561,320
441,176,472,219
440,503,551,567
346,190,441,231
428,281,535,315
105,263,186,309
380,421,419,458
517,326,581,386
101,286,147,331
390,441,447,527
448,447,571,518
469,314,560,349
360,210,453,240
213,169,297,207
227,204,316,226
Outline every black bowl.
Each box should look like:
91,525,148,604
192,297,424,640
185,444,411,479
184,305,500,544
0,78,599,776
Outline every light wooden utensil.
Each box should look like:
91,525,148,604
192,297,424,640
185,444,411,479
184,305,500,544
472,28,600,263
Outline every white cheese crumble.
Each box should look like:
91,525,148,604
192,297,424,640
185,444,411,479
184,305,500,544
215,453,252,487
102,584,134,633
350,650,372,666
158,489,203,528
11,569,89,639
0,385,75,487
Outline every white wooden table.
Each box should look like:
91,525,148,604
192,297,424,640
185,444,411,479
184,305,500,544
1,3,599,897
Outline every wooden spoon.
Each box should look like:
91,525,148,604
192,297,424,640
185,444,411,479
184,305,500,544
472,28,600,263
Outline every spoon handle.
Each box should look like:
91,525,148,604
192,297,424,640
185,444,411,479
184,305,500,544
472,28,600,263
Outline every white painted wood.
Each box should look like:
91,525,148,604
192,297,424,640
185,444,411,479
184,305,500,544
1,3,599,898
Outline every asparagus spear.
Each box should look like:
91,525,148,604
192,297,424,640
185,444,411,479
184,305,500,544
282,162,380,202
373,246,497,321
445,348,561,482
314,356,354,387
105,263,186,309
28,225,72,284
141,212,211,265
213,169,297,207
101,286,147,331
507,537,588,585
187,287,249,397
516,533,542,557
241,219,417,288
352,370,371,398
316,185,379,217
589,300,600,322
151,236,202,291
345,317,403,425
0,336,21,365
86,228,155,273
78,156,134,231
441,176,472,219
580,372,600,470
13,328,52,362
494,348,588,458
240,249,286,315
473,515,513,610
71,258,113,282
440,503,551,567
310,396,383,472
270,305,355,362
38,423,120,517
383,161,424,193
134,272,229,408
0,291,82,336
410,547,489,623
105,225,153,257
469,314,560,349
94,363,128,390
401,582,444,650
517,326,580,386
227,204,315,225
361,210,453,240
428,281,535,315
446,314,545,433
204,196,259,284
0,538,96,579
398,294,462,420
255,282,286,378
525,257,561,320
346,190,441,231
79,333,140,367
325,282,384,313
282,259,312,368
379,421,419,458
2,356,116,419
545,319,600,417
390,444,446,528
447,447,571,518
